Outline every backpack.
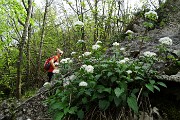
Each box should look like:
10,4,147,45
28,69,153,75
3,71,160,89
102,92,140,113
44,57,53,71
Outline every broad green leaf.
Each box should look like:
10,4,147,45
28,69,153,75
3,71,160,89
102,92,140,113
157,82,167,88
153,85,160,91
82,97,88,104
69,106,78,114
114,88,124,97
107,72,113,77
127,96,138,113
99,100,110,110
145,83,154,93
54,112,64,120
149,80,155,84
114,96,121,106
95,74,101,80
111,76,117,82
51,102,64,110
77,109,84,120
103,88,111,94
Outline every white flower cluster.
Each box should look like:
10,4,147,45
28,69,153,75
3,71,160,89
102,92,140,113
77,40,85,43
126,70,132,74
125,30,134,34
96,40,102,44
145,11,158,19
60,58,73,64
82,52,91,56
159,37,173,45
143,51,156,57
79,81,88,86
81,64,94,73
71,52,76,55
112,42,120,46
117,57,129,64
120,47,125,51
92,44,100,50
74,21,84,26
43,82,51,88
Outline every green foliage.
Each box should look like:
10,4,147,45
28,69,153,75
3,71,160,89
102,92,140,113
46,41,167,119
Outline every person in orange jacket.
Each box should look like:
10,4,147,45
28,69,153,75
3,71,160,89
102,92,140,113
47,48,63,82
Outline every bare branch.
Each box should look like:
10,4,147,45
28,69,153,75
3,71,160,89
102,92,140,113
22,0,28,12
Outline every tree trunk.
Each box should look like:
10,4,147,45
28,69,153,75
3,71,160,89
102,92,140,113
36,0,49,83
16,0,32,99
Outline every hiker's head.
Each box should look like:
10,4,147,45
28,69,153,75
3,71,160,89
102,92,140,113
57,48,63,56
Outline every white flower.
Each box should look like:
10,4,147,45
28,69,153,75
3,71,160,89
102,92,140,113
53,69,59,73
124,58,129,62
71,52,76,55
60,59,67,63
112,42,119,46
83,52,91,56
43,82,51,88
27,119,31,120
117,60,126,64
159,37,173,45
126,70,132,74
96,41,102,44
77,40,85,43
74,21,84,26
81,64,87,69
85,65,94,73
79,81,88,86
92,44,100,50
120,47,125,51
125,30,134,34
143,51,157,57
60,58,73,64
145,11,158,19
78,56,82,58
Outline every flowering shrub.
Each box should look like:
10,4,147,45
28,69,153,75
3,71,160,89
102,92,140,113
46,42,168,120
159,37,173,46
143,11,158,29
145,11,158,21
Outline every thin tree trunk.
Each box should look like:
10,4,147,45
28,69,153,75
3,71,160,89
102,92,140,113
36,0,49,83
16,0,32,99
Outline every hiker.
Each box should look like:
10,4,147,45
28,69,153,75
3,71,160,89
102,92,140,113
47,48,63,82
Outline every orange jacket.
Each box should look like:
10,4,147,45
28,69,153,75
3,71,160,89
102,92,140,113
48,55,60,72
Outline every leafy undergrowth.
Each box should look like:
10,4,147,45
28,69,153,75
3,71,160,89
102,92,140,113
43,38,176,120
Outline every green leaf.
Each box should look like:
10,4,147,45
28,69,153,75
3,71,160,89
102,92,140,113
145,83,154,93
114,87,124,97
127,96,138,113
111,76,117,82
77,109,84,120
150,80,155,84
54,112,64,120
107,72,113,77
51,102,64,110
114,96,121,106
99,100,110,110
69,106,78,114
154,85,160,92
103,88,111,94
82,97,88,104
157,82,167,88
95,74,101,80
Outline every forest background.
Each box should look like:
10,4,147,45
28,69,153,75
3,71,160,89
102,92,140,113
0,0,165,100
